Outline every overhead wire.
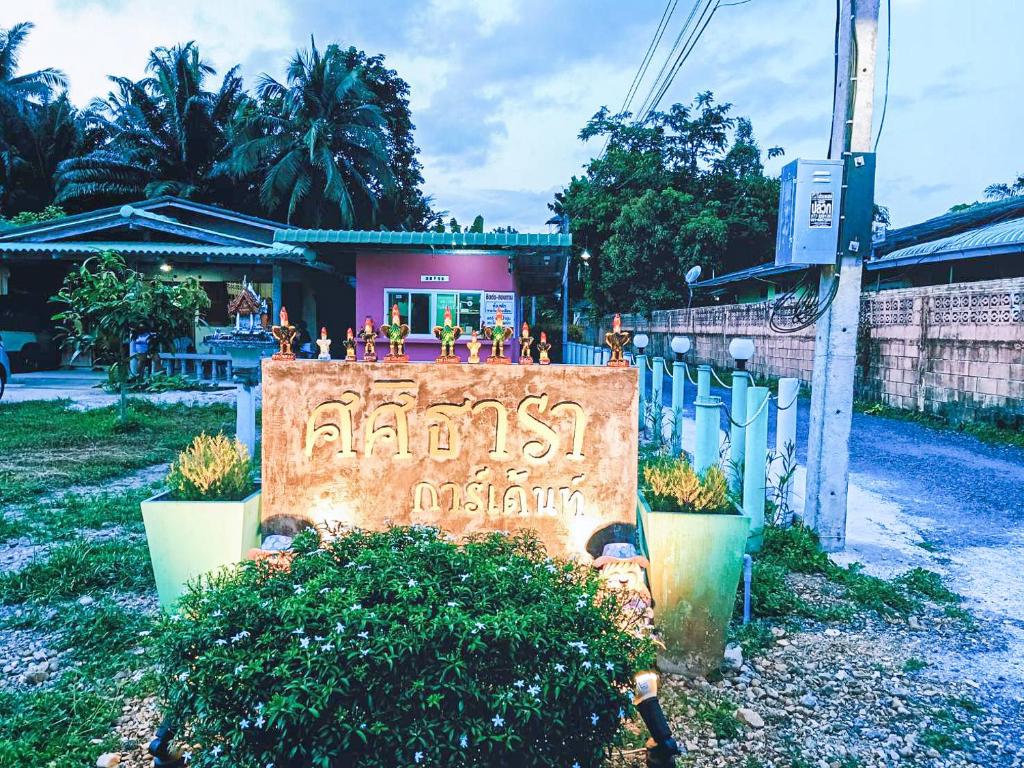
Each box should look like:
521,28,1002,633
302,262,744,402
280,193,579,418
632,0,707,121
873,0,892,152
619,0,680,115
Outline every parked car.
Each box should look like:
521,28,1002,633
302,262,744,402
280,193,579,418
0,335,10,400
0,290,56,371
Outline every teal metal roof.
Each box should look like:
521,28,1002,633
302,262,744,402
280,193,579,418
868,216,1024,269
0,241,313,261
274,229,572,248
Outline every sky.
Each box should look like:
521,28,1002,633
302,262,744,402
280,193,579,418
3,0,1023,232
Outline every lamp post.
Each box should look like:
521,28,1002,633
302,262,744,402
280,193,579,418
669,336,690,455
727,338,755,491
634,333,649,433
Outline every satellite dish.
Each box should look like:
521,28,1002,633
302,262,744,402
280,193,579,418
684,265,702,284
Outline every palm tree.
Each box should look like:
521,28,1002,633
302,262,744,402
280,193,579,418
54,42,247,209
220,39,395,228
983,174,1024,201
0,22,67,114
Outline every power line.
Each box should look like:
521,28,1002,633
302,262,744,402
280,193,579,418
872,0,888,152
633,0,707,121
619,0,680,115
639,0,720,121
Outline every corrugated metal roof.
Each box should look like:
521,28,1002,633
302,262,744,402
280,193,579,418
0,241,309,260
274,229,572,248
869,216,1024,268
692,261,806,289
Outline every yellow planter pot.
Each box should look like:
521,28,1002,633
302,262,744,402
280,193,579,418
141,487,262,610
637,492,749,676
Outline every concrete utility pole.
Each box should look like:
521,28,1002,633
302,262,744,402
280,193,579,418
804,0,880,551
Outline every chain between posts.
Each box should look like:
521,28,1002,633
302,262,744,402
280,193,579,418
718,390,772,429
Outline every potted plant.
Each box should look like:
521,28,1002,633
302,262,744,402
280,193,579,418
637,455,749,676
142,433,261,609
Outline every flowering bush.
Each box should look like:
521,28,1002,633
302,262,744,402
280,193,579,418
641,456,732,514
155,527,656,767
166,433,253,501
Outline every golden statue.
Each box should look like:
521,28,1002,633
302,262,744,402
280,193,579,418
483,308,514,365
536,331,552,365
518,321,534,365
271,306,297,360
433,305,462,363
358,316,378,362
380,304,410,362
342,327,357,361
605,312,631,368
316,327,332,360
466,329,482,364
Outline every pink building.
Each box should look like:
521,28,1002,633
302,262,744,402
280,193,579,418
272,230,572,362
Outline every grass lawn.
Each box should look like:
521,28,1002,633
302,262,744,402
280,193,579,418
0,399,234,506
0,400,234,764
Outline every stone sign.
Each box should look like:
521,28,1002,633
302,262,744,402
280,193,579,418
260,360,639,559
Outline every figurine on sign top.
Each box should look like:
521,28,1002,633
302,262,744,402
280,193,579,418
518,321,534,365
466,329,482,364
316,327,332,360
358,316,378,362
342,327,357,362
605,312,631,368
271,306,298,360
433,306,462,363
482,308,514,364
536,331,552,365
380,304,410,362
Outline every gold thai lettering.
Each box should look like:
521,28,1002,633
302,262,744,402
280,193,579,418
472,400,511,460
560,473,586,516
517,394,559,461
440,481,463,514
426,400,472,460
503,469,529,515
533,486,558,516
412,481,440,515
550,401,587,460
304,393,361,459
464,467,489,513
364,391,416,459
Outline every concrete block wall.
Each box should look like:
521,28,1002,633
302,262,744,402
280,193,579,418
588,276,1024,421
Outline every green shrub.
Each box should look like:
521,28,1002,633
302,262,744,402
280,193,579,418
166,433,253,501
640,456,733,514
155,527,656,768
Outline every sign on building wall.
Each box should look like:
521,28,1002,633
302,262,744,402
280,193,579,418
260,362,639,559
482,291,516,327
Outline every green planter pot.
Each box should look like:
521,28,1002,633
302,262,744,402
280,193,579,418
637,491,749,676
141,486,262,610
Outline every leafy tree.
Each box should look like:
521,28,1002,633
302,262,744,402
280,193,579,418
469,214,484,233
448,217,461,233
0,22,67,114
55,43,248,209
554,93,782,315
220,39,396,228
0,204,65,227
51,251,210,420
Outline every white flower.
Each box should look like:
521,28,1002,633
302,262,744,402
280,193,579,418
255,702,265,712
351,603,363,611
300,637,310,649
321,643,335,652
459,734,468,748
255,715,266,728
182,751,192,761
414,752,424,763
211,610,224,618
527,684,540,697
573,762,581,768
210,745,223,757
293,585,304,594
605,662,614,671
618,707,626,719
240,718,251,729
590,712,599,726
582,661,592,670
513,680,525,689
177,672,189,682
360,648,371,657
335,622,346,634
314,635,325,642
545,563,556,573
319,587,330,594
407,578,418,588
446,601,458,607
292,627,305,636
215,639,228,646
554,663,566,673
459,573,470,581
492,714,505,728
234,664,244,675
522,574,531,581
357,631,370,640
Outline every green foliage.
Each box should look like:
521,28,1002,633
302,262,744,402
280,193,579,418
156,527,655,767
0,538,153,604
0,399,233,506
640,455,733,514
728,619,775,658
108,372,225,394
166,433,253,501
902,657,928,673
0,204,66,227
50,250,210,417
554,94,782,314
854,399,1024,448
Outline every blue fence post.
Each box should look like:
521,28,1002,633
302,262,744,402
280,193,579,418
729,371,749,491
671,360,686,456
636,354,648,432
742,386,770,552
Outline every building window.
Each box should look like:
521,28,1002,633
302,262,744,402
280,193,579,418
383,289,490,336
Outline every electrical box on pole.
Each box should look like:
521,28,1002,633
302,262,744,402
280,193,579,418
774,159,844,266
